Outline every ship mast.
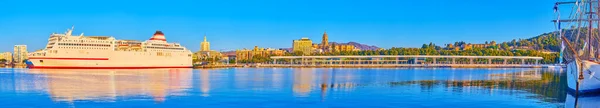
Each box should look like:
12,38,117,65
587,1,593,60
554,0,600,97
554,1,600,60
66,26,74,36
597,1,600,58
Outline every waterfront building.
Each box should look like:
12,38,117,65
451,41,497,50
314,43,356,52
460,43,493,50
312,31,360,52
13,45,27,63
312,44,322,53
192,53,198,61
200,34,210,51
445,44,460,51
471,44,490,48
195,34,225,64
292,31,365,54
226,54,237,64
331,43,358,52
220,55,230,64
236,46,286,61
235,49,251,61
461,44,473,50
194,51,222,63
313,48,324,53
0,52,12,63
292,38,313,55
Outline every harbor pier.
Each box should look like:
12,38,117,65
266,55,547,68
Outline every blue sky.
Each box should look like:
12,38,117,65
0,0,555,52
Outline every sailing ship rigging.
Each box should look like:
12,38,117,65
554,0,600,95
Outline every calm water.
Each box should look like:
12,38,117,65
0,68,587,108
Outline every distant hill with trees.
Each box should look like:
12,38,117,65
229,31,572,64
308,31,565,64
443,32,560,52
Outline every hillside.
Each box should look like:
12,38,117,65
443,32,561,52
494,28,592,52
506,32,560,52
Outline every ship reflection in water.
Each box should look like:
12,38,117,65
0,68,596,107
565,93,600,108
33,69,192,103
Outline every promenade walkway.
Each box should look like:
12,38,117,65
266,55,547,68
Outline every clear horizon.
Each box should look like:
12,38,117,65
0,0,555,52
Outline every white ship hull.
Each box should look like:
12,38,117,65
28,49,192,69
566,60,600,94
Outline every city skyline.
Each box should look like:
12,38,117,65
0,0,555,52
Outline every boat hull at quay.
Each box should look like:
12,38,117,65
566,60,600,94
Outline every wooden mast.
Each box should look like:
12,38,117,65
588,1,593,60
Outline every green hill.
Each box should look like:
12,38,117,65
445,32,560,52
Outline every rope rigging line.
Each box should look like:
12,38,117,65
555,0,579,80
555,0,600,81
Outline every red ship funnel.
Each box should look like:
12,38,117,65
150,30,167,41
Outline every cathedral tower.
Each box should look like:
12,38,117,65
200,34,210,51
321,30,328,47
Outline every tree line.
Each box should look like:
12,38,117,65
230,30,573,64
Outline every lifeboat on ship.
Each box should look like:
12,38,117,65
131,44,142,51
117,43,129,50
118,44,129,47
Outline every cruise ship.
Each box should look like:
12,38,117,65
26,27,193,69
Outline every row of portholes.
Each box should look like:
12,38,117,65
58,47,110,50
63,40,112,44
132,52,179,56
117,49,184,53
145,46,185,50
149,49,186,52
58,43,111,47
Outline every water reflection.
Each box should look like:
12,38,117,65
293,68,313,97
285,68,567,103
199,69,210,97
25,69,192,103
0,68,47,94
565,93,600,108
0,68,589,107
